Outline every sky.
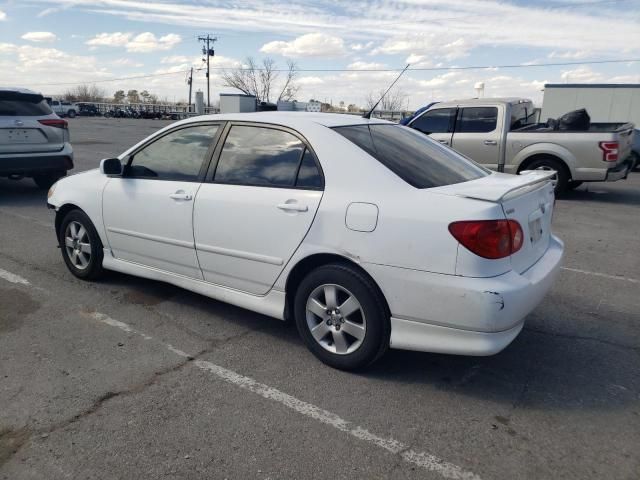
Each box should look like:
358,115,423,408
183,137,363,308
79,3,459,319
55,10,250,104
0,0,639,109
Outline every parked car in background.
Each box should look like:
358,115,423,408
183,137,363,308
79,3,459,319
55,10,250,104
77,103,101,116
46,98,79,118
408,98,635,194
399,102,439,125
47,112,562,370
631,129,640,171
0,87,73,189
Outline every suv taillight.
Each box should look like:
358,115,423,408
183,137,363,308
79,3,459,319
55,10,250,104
38,119,68,129
449,220,523,259
599,141,619,162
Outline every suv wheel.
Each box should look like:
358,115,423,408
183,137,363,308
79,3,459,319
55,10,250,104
67,110,76,118
58,209,104,280
294,263,390,370
33,171,66,190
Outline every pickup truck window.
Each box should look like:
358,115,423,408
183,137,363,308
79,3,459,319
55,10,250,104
334,124,488,189
457,107,498,133
411,108,456,134
510,103,535,130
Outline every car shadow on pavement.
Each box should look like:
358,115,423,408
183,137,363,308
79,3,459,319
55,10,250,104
0,178,48,208
561,176,640,206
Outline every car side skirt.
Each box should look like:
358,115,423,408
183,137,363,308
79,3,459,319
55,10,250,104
390,317,524,356
102,249,286,320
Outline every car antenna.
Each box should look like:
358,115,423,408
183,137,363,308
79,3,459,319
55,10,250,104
363,63,410,119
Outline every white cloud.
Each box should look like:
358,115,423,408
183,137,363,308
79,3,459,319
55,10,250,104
350,41,373,52
297,76,324,86
21,32,58,43
127,33,181,53
86,32,132,48
347,61,387,70
560,66,603,83
111,58,144,68
161,55,190,64
548,50,591,60
86,32,181,52
261,33,345,58
0,10,6,21
375,36,470,62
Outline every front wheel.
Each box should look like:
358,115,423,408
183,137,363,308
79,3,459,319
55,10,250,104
294,263,390,370
67,110,76,118
58,209,104,280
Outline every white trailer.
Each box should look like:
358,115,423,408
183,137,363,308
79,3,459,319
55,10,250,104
219,93,257,114
541,84,640,124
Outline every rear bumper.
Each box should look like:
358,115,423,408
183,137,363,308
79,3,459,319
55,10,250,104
605,157,633,182
0,144,74,175
366,235,564,355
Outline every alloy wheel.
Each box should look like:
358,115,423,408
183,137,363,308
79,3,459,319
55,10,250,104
64,221,91,270
305,284,366,355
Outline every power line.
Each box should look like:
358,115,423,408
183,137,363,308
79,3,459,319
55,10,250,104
25,58,639,87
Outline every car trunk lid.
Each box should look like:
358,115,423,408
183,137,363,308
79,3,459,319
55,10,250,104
0,115,66,154
433,171,556,273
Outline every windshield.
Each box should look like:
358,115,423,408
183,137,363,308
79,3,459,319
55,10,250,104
333,124,489,189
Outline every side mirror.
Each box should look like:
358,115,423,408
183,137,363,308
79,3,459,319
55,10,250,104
100,158,122,176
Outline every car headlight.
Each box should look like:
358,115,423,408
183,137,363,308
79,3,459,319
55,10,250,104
47,183,56,199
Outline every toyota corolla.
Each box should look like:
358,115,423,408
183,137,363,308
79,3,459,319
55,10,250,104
47,113,563,370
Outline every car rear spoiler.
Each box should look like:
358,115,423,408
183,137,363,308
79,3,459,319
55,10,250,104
445,170,556,203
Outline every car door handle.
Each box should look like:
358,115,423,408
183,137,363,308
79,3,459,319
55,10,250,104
483,140,497,146
277,203,308,212
169,192,192,201
438,139,449,145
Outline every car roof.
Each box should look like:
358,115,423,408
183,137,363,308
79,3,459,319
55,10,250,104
433,97,532,108
182,111,392,128
0,86,42,95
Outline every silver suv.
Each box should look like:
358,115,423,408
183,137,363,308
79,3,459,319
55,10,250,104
1,87,74,189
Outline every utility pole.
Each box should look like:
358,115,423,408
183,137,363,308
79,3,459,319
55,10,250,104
187,67,193,112
198,34,217,108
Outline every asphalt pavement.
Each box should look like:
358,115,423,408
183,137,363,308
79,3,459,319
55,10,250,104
1,117,639,480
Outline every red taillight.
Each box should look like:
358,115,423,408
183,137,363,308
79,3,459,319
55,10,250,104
449,220,523,259
38,119,68,129
599,141,618,162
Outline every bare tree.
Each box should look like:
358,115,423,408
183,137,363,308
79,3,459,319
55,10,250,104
222,57,299,103
365,88,407,112
63,84,107,102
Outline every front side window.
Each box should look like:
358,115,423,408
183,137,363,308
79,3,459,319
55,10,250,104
410,108,456,134
456,107,498,133
127,125,219,181
334,124,488,189
214,126,306,187
0,91,53,116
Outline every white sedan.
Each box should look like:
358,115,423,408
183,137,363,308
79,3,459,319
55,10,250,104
47,112,563,370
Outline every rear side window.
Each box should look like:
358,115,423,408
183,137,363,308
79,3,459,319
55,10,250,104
215,126,306,187
410,108,456,134
334,124,488,189
456,107,498,133
0,91,53,116
296,148,323,189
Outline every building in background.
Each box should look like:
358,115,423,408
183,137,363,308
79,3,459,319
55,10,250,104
541,84,640,124
219,93,257,114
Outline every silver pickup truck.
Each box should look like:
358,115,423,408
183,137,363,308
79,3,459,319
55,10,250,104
407,97,635,194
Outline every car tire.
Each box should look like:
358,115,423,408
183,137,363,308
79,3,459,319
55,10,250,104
567,180,583,190
294,263,390,370
632,152,640,172
67,110,76,118
33,171,66,190
58,209,104,281
524,157,569,196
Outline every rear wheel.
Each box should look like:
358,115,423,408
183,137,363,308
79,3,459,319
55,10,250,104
58,209,104,280
33,171,66,190
294,263,390,370
524,157,569,196
67,110,76,118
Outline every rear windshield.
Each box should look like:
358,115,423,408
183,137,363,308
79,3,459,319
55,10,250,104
0,91,53,116
333,124,489,188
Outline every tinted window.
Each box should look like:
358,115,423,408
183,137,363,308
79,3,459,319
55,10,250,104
0,91,53,116
456,107,498,133
128,125,218,181
296,149,323,189
411,108,455,134
334,124,488,189
215,126,305,187
510,103,535,130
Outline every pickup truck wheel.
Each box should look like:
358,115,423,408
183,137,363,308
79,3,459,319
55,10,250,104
294,263,390,370
58,209,104,280
525,157,569,196
33,171,66,190
67,110,76,118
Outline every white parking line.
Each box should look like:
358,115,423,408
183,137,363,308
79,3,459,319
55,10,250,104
0,268,31,285
561,267,639,284
87,311,480,480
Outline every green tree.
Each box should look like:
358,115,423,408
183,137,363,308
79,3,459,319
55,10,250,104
127,89,140,104
113,90,125,103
